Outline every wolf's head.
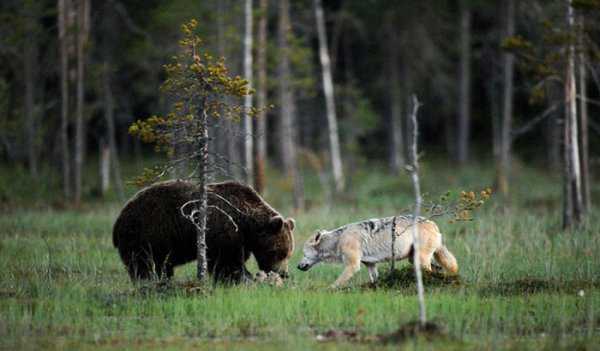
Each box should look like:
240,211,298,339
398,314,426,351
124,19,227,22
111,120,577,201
297,230,328,271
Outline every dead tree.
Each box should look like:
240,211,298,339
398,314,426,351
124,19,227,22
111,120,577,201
406,94,426,325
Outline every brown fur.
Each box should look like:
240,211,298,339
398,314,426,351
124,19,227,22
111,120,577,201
112,180,295,283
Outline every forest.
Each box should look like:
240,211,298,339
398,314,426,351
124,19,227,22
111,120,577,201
1,0,599,350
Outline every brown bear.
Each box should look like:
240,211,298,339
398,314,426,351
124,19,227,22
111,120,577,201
112,180,295,283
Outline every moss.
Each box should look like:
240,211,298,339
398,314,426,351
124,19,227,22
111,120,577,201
479,278,600,296
367,266,460,290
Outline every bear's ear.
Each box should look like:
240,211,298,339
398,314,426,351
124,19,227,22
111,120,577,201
268,215,284,233
286,218,296,231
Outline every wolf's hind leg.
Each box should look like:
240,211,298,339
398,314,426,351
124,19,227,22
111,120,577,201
420,250,434,272
364,262,379,283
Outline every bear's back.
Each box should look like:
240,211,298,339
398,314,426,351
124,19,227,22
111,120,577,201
206,181,280,227
112,180,195,248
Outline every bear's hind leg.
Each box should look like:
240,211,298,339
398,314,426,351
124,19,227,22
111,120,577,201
125,252,154,281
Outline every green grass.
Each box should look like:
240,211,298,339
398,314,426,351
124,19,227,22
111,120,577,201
1,160,599,349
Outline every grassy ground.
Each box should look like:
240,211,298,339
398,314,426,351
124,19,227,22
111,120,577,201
0,159,599,350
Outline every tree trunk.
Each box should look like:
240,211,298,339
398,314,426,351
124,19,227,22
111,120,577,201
99,139,110,195
216,0,237,177
58,0,71,200
24,4,38,178
279,0,304,211
243,0,254,185
74,0,90,205
457,0,471,165
101,2,125,201
314,0,344,193
546,105,562,171
563,0,583,228
496,0,515,198
407,95,426,325
578,17,591,213
103,62,125,201
254,0,268,194
195,105,209,282
388,28,405,175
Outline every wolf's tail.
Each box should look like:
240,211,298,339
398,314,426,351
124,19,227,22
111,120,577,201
434,245,458,275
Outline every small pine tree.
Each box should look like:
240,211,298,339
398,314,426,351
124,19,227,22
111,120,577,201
129,19,256,282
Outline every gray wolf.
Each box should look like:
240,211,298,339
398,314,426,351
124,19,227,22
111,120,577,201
297,215,458,288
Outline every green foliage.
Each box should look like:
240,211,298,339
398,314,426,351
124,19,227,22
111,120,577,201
128,19,255,187
421,188,492,224
571,0,600,10
505,2,600,106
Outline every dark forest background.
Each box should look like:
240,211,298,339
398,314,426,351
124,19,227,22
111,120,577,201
1,0,598,225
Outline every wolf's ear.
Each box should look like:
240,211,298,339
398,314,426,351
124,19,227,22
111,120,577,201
314,230,323,244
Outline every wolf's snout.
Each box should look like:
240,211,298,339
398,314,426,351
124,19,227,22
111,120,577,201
297,262,310,271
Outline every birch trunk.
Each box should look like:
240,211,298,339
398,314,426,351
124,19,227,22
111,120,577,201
254,0,268,194
314,0,344,192
457,0,471,165
243,0,254,185
58,0,71,199
408,95,426,325
74,0,90,205
563,0,583,228
497,0,515,198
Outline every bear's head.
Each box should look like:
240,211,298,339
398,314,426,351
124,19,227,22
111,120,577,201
253,215,295,279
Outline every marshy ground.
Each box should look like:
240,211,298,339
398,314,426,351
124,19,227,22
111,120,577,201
1,160,599,350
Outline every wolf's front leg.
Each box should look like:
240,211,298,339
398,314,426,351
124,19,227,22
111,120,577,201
331,237,361,288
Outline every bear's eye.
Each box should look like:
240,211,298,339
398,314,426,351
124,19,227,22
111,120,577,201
266,251,286,260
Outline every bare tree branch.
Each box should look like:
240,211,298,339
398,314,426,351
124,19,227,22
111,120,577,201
511,103,561,139
109,0,155,46
180,199,239,232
